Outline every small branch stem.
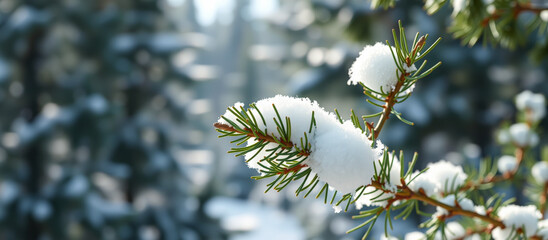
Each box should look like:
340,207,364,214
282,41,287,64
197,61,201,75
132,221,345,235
459,147,525,192
481,2,548,26
372,73,406,140
541,182,548,218
369,180,505,228
213,122,310,156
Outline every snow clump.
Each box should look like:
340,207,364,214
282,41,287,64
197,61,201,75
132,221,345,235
532,161,548,184
434,222,466,240
497,155,517,175
508,123,539,147
492,205,541,240
408,171,437,196
433,195,474,218
355,154,401,208
541,10,548,22
404,231,426,240
452,0,467,16
537,219,548,239
348,42,416,94
218,95,383,194
515,90,545,122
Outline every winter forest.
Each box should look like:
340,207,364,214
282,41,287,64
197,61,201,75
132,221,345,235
1,0,548,239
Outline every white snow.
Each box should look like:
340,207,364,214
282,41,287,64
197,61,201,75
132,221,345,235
405,231,426,240
218,102,245,128
218,95,383,194
424,160,468,194
408,170,437,196
537,219,548,239
508,123,539,147
532,161,548,184
408,160,467,196
515,90,546,122
452,0,467,16
497,155,517,175
380,234,398,240
433,195,474,218
355,186,394,208
355,154,401,208
310,120,382,193
492,205,541,239
348,42,416,94
474,205,486,215
541,10,548,22
483,0,495,14
434,222,466,240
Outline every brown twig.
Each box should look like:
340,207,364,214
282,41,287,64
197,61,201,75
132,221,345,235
369,180,506,228
459,147,525,192
371,38,427,140
481,2,548,27
372,73,407,140
541,182,548,218
280,164,309,175
214,122,310,156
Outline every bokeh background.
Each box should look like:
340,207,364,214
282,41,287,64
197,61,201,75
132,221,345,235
0,0,547,239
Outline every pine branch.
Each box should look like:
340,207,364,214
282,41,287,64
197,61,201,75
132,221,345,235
214,122,310,156
372,71,408,140
367,180,506,228
370,26,439,140
459,147,525,192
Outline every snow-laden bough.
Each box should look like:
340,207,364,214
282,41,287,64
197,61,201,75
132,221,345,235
218,95,384,194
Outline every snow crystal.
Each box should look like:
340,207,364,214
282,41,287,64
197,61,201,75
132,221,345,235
355,186,394,209
497,155,517,175
515,90,546,122
537,219,548,239
218,102,245,128
244,140,282,173
492,205,541,239
532,161,548,184
310,120,382,193
474,205,486,215
452,0,467,16
348,42,416,94
219,95,382,194
541,10,548,22
355,154,401,208
379,153,402,185
434,222,466,240
424,160,468,194
509,123,539,147
434,195,474,218
408,170,437,196
404,231,426,240
380,234,398,240
483,0,495,14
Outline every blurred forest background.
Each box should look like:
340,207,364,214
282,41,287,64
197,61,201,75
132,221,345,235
0,0,547,239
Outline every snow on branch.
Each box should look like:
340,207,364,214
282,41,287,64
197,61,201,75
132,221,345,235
214,21,548,240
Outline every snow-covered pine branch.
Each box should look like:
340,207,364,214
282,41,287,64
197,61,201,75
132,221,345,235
214,21,548,240
215,95,385,210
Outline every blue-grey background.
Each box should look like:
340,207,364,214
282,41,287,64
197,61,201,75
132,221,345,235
0,0,546,239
